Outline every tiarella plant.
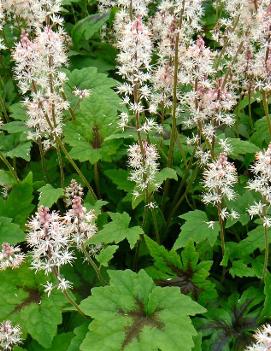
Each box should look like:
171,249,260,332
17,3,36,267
1,1,271,351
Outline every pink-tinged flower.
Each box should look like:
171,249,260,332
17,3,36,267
64,180,97,250
27,206,74,274
73,87,91,99
128,142,160,196
202,153,238,205
0,243,25,270
247,144,271,204
64,179,84,207
13,20,69,148
0,320,22,350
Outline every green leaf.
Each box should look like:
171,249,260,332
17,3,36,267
0,121,28,134
0,169,17,186
90,212,143,249
226,191,257,226
0,133,31,161
64,67,123,164
72,13,109,48
261,272,271,319
80,269,205,351
145,237,216,304
6,141,32,161
9,103,27,121
65,67,116,93
0,174,34,226
226,225,268,258
0,216,25,244
251,117,270,147
67,324,89,351
229,260,257,278
64,100,121,164
173,210,220,249
227,138,259,159
0,263,67,348
38,184,64,208
62,0,81,4
155,168,178,186
28,332,74,351
96,245,118,267
104,169,134,192
144,235,181,271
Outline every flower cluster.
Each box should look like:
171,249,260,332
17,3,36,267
128,141,159,198
27,180,98,295
0,243,25,270
248,144,271,204
65,193,97,250
0,1,6,50
64,178,84,207
246,324,271,351
0,320,21,351
116,16,152,117
202,153,238,208
247,144,271,227
27,206,74,274
99,0,151,17
11,0,69,149
1,0,63,28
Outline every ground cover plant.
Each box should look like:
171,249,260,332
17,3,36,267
2,0,271,350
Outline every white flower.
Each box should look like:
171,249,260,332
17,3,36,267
44,281,54,297
128,142,160,195
220,208,229,220
205,221,215,229
263,217,271,228
64,180,97,250
219,139,232,154
57,277,72,291
248,201,266,219
202,153,238,205
245,324,271,351
13,23,69,147
0,243,25,270
0,320,22,351
145,201,158,209
229,210,239,220
248,144,271,205
118,112,129,130
27,207,74,274
73,88,91,99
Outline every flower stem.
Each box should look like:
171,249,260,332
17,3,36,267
82,246,105,285
218,205,225,257
37,140,49,183
150,208,160,243
57,138,96,200
0,152,19,182
262,91,271,138
62,289,86,317
94,162,101,198
167,29,180,168
56,144,65,188
263,225,269,279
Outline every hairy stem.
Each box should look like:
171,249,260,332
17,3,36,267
0,152,19,182
263,225,269,279
94,162,101,198
62,289,86,317
56,144,65,188
218,205,225,257
262,91,271,138
82,246,105,285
